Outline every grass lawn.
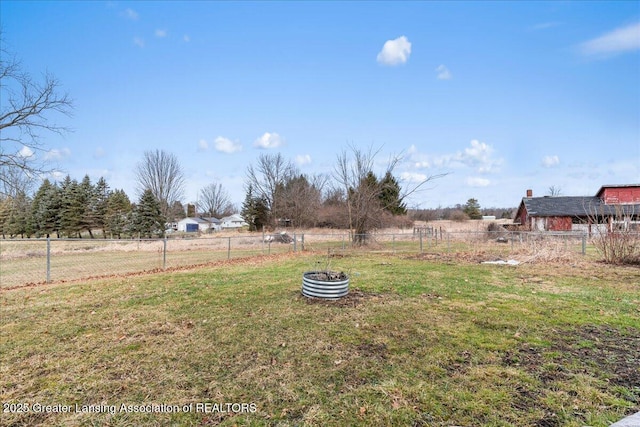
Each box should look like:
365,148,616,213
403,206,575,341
1,252,639,426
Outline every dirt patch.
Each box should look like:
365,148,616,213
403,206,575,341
356,342,388,360
559,325,640,392
502,324,640,424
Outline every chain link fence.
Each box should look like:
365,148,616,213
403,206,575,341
1,230,591,289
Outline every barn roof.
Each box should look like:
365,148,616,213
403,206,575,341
522,196,640,217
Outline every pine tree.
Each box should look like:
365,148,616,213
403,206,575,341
241,185,269,231
59,176,83,237
106,189,131,239
78,175,96,238
31,179,61,237
6,191,32,237
0,197,12,238
133,189,165,238
463,198,482,220
93,177,110,238
379,171,406,215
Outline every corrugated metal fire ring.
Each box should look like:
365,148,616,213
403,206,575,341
302,271,349,299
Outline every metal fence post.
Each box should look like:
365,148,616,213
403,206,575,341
293,233,297,252
228,237,231,260
163,237,167,269
46,237,51,283
301,233,305,251
419,229,423,254
447,232,450,253
582,234,586,255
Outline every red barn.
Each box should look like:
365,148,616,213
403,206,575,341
514,184,640,232
596,185,640,205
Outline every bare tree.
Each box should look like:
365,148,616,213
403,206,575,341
134,149,185,218
333,144,446,244
278,173,328,227
547,185,562,197
245,153,296,227
199,182,234,218
0,33,73,197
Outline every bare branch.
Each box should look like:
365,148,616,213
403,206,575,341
199,182,233,217
134,149,185,218
0,33,73,197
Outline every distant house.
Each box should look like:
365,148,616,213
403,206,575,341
514,185,640,233
177,217,220,233
220,214,248,229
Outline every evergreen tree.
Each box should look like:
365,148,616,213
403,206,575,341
59,176,83,237
168,201,186,220
133,189,165,238
78,175,96,238
241,185,269,231
106,189,132,238
93,177,110,238
0,197,12,238
31,179,61,237
463,198,482,219
6,191,32,237
379,171,406,215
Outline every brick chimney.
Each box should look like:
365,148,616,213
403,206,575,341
526,189,533,197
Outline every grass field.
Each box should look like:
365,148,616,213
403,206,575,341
1,251,639,426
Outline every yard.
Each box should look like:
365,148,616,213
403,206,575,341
1,250,639,426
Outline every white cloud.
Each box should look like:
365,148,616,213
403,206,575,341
215,136,242,154
542,155,560,168
155,29,167,38
376,36,412,66
436,64,452,80
457,139,502,173
183,34,191,43
44,148,71,161
253,132,283,149
401,172,428,183
18,146,34,158
295,154,312,166
197,139,209,151
50,171,66,181
133,37,145,48
467,177,491,187
122,8,138,20
406,140,502,178
580,22,640,57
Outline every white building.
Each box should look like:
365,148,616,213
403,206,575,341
176,217,220,233
220,214,248,229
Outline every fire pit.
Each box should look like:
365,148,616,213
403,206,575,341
302,271,349,299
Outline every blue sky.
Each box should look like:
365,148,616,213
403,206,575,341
2,1,639,209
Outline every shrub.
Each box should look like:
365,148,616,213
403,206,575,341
587,205,640,265
450,210,469,222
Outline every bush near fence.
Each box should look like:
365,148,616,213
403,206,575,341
0,230,592,289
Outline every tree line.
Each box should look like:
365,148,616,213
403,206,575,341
0,148,415,240
0,175,167,239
